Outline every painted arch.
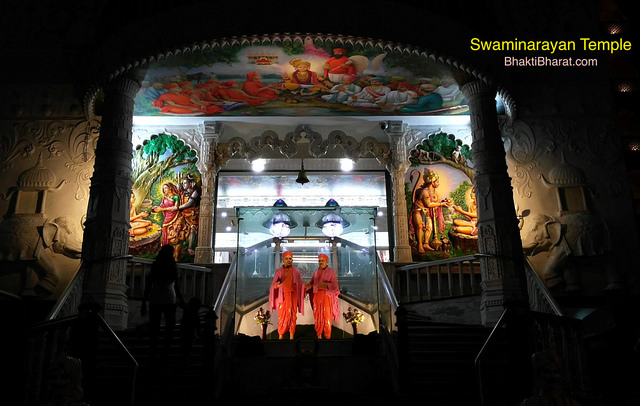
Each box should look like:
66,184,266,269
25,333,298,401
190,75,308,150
133,35,472,117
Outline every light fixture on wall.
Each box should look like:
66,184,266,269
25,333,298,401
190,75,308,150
296,159,310,185
340,158,354,172
252,158,266,172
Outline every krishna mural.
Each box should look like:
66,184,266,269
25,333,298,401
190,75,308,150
129,133,201,262
406,132,477,261
133,40,469,117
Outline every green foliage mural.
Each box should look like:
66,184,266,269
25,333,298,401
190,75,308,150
129,134,201,262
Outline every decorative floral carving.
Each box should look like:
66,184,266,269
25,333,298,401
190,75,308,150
214,125,391,168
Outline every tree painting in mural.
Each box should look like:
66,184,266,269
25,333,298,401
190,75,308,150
405,132,477,261
129,133,201,262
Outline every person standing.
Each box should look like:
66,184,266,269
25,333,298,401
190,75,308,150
306,254,340,339
141,244,185,362
269,251,305,340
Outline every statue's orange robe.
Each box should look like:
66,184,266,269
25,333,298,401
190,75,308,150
307,266,340,339
269,265,305,336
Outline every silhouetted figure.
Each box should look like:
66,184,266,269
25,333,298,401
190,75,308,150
141,245,184,364
180,297,202,364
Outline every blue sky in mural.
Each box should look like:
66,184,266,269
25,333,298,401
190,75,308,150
134,41,469,117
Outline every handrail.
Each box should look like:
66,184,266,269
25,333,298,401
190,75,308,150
212,256,237,400
378,258,399,312
396,254,478,271
30,308,138,406
0,289,23,301
95,312,138,368
524,258,563,316
474,307,510,406
393,254,480,302
376,256,400,395
475,306,587,406
47,262,84,321
213,255,237,315
128,256,213,272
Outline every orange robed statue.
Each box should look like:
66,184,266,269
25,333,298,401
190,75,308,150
305,254,340,339
269,251,305,340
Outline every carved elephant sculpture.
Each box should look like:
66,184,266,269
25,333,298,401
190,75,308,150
520,212,616,291
0,216,82,296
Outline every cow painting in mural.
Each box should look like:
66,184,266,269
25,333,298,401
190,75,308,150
406,132,476,261
128,133,201,262
133,42,470,117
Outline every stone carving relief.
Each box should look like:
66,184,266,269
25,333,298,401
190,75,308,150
505,116,628,293
0,215,83,297
501,117,624,203
520,211,621,292
215,125,391,168
0,119,97,298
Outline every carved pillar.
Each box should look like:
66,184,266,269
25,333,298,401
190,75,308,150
385,120,412,263
81,74,141,330
194,121,222,264
460,80,528,326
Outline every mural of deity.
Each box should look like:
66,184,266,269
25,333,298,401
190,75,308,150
406,133,477,261
133,42,470,117
129,134,201,262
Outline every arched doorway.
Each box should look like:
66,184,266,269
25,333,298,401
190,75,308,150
83,33,525,330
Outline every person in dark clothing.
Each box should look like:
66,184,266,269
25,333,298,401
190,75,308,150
180,297,202,364
141,244,185,362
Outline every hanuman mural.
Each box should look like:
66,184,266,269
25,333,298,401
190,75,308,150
129,134,201,262
406,132,476,261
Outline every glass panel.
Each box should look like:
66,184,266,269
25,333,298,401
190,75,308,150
234,205,378,337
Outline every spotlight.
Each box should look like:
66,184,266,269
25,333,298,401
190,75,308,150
340,158,354,172
252,159,266,172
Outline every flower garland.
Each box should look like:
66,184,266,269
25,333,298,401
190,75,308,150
254,307,271,326
343,306,365,325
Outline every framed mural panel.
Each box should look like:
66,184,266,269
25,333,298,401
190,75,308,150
133,39,469,117
406,132,477,261
129,133,201,262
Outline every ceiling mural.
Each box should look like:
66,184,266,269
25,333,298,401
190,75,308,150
134,39,469,117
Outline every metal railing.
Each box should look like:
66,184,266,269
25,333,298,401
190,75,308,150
475,306,589,406
26,308,138,406
125,257,219,305
391,255,481,303
376,256,401,395
524,258,563,315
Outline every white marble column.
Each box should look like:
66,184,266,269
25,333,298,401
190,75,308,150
385,120,412,263
81,74,140,330
461,79,529,326
194,121,222,264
